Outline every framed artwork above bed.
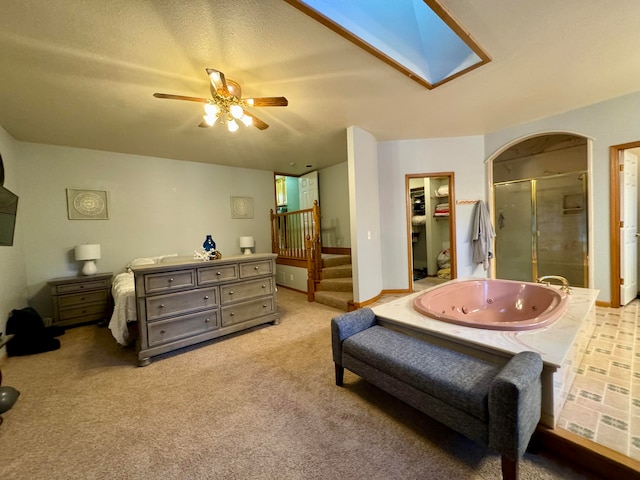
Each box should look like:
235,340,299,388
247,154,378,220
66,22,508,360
230,196,253,219
67,188,109,220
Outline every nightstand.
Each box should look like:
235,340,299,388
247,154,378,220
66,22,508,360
48,273,113,327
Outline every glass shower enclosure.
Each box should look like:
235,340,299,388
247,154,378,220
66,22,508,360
494,173,588,287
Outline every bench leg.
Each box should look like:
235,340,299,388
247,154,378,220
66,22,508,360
335,363,344,386
501,455,518,480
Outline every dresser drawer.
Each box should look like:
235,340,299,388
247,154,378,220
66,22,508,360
58,290,108,308
55,279,110,295
59,302,108,321
220,277,274,305
146,287,218,321
239,260,273,279
147,310,219,347
144,270,195,294
198,264,238,285
221,297,275,327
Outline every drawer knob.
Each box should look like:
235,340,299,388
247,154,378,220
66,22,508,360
160,329,166,334
216,271,222,276
79,285,85,289
261,284,266,288
159,304,165,308
230,312,235,316
168,278,174,282
205,318,210,323
204,295,209,300
254,266,259,270
229,291,234,295
263,304,267,308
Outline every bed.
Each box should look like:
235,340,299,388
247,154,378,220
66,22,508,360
108,271,138,345
108,254,188,345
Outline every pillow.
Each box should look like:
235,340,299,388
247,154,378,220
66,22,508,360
126,257,156,272
157,254,178,263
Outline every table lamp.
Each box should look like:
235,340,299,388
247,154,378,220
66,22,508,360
239,236,254,255
75,244,101,275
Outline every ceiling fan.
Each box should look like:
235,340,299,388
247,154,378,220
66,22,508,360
153,68,288,131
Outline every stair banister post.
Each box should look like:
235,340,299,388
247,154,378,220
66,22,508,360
305,234,315,301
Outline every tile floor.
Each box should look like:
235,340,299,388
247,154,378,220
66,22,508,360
557,300,640,459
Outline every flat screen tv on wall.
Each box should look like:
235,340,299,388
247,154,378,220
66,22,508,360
0,185,18,246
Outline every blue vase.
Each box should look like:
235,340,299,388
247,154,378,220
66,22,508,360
203,235,216,252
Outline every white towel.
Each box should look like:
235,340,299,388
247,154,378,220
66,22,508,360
436,185,449,196
472,200,496,270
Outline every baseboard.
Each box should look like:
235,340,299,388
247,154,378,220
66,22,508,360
596,300,612,308
534,425,640,479
276,284,308,295
321,247,351,255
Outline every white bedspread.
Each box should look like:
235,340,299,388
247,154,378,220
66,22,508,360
108,272,137,345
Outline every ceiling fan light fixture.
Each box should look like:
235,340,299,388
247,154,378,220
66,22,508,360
155,68,287,132
227,80,242,98
203,114,216,126
230,104,244,119
227,118,239,132
204,103,220,116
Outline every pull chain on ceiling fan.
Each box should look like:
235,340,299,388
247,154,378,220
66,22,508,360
154,68,288,131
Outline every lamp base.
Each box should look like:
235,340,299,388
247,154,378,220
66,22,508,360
81,260,98,275
242,248,252,255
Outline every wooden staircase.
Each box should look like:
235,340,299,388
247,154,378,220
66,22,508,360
313,254,353,311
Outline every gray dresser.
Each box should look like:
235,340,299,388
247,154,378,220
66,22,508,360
132,253,279,366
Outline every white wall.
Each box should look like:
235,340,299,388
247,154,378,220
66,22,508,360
378,135,487,290
0,127,28,337
16,142,276,317
318,162,350,248
348,127,383,303
485,90,640,303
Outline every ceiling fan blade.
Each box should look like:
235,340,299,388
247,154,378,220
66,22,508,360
245,97,288,107
243,110,269,130
206,68,229,96
153,93,209,103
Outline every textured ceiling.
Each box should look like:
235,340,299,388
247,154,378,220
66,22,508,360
1,0,640,175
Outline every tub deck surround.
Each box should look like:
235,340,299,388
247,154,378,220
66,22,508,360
412,278,570,331
371,280,598,428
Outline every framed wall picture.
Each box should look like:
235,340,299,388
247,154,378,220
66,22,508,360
230,196,254,219
67,188,109,220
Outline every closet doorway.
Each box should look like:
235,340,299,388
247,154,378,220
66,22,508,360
406,173,456,290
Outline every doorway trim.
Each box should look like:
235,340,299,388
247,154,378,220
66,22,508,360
405,172,457,291
609,140,640,307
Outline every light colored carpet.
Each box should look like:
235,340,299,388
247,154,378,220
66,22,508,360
0,289,600,479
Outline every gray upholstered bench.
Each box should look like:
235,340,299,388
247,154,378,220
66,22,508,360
331,308,543,480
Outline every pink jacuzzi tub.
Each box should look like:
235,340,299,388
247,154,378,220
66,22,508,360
412,278,570,331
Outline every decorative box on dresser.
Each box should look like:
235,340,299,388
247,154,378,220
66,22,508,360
132,253,279,366
48,273,113,327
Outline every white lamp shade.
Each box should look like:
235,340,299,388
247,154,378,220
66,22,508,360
75,244,101,261
239,236,254,255
75,244,101,275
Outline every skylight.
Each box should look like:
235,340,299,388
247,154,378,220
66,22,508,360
285,0,491,89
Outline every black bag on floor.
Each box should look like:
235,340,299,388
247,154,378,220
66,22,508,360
6,307,63,356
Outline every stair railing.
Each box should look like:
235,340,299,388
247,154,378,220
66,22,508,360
270,201,322,300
